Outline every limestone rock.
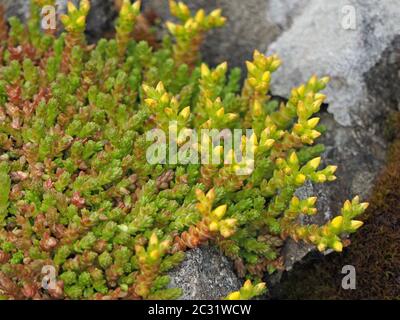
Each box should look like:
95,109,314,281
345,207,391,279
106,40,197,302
167,247,241,300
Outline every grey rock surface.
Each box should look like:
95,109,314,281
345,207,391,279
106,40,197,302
268,0,400,126
1,0,30,20
168,246,241,300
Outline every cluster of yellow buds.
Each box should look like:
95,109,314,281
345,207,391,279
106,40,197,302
242,51,281,127
225,280,267,300
143,82,191,132
199,63,228,101
263,152,336,218
284,196,318,219
60,0,90,34
300,156,337,184
196,189,236,238
116,0,141,56
167,1,226,67
243,51,281,102
268,75,329,130
135,233,171,266
197,133,257,191
195,63,239,129
168,0,226,32
259,125,281,152
198,97,238,129
284,196,367,252
134,233,171,297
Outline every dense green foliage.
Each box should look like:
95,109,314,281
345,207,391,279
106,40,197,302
0,0,367,300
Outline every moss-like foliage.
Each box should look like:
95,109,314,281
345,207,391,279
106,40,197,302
276,112,400,300
0,1,367,300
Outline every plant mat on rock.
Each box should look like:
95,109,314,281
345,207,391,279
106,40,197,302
275,112,400,300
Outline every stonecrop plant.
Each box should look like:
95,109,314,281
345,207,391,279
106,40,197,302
0,0,368,300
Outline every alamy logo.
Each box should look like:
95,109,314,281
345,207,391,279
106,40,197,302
41,265,57,290
341,265,356,290
41,5,57,30
341,5,357,30
146,121,256,176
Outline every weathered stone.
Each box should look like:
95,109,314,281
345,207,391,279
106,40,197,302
167,246,241,300
268,0,400,126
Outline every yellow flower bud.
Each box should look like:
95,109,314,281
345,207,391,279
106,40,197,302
309,157,321,170
291,196,300,207
208,221,219,232
80,0,90,14
360,202,369,211
270,58,281,71
350,220,364,230
308,235,317,243
60,15,70,26
343,200,352,213
331,216,343,229
310,130,322,140
253,100,263,116
308,75,317,87
178,2,190,17
226,113,238,121
297,85,306,97
320,76,330,85
149,233,158,247
200,63,210,77
164,107,173,117
209,8,222,19
246,61,257,75
227,291,241,300
307,117,320,128
213,204,227,219
295,173,306,185
243,279,252,290
220,227,235,238
206,188,216,202
223,218,237,227
132,1,141,13
67,1,77,13
166,21,176,34
216,107,225,118
149,249,160,260
156,81,165,93
76,16,86,28
288,152,299,166
248,77,258,88
254,282,267,293
261,71,271,83
179,106,190,119
307,197,317,206
332,241,343,252
317,243,326,252
120,1,131,17
263,139,275,149
160,92,169,105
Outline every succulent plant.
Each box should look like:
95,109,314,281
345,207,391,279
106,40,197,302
0,0,367,300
